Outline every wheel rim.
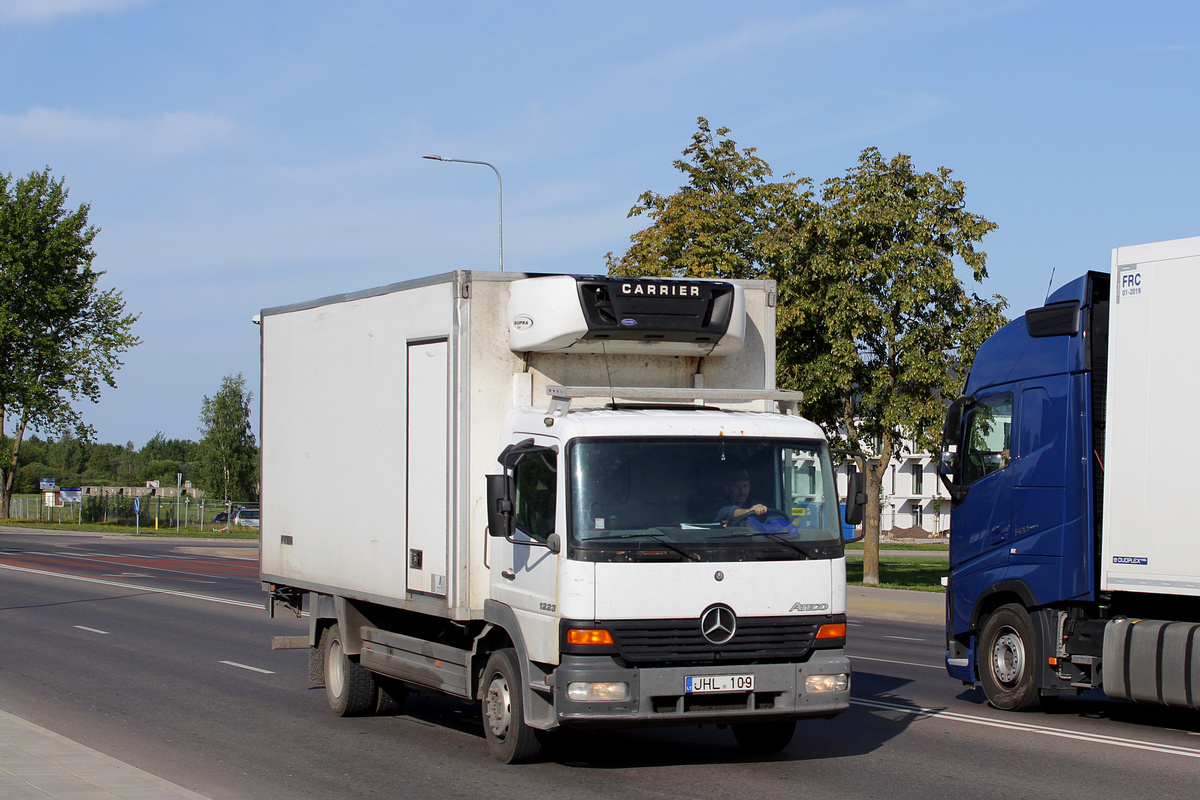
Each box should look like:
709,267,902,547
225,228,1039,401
327,638,346,698
991,628,1025,687
485,672,512,741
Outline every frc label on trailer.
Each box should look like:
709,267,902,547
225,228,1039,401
1112,555,1149,566
1117,265,1145,303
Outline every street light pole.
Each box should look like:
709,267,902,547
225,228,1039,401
423,154,504,272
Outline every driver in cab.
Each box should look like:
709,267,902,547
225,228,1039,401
714,468,767,523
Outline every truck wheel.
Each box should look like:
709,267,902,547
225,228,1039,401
481,649,542,763
732,719,796,754
375,676,408,715
978,604,1041,711
321,623,377,716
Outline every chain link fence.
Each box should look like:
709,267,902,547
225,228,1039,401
4,493,259,532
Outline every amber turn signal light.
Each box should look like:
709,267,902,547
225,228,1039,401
816,622,846,640
566,628,615,646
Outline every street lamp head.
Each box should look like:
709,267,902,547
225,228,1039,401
422,153,504,271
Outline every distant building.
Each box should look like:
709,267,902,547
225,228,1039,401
835,439,949,540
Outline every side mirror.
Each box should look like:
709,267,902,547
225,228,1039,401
486,473,515,538
939,397,969,502
485,471,562,554
844,471,867,528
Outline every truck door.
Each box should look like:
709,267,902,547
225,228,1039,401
407,339,450,597
949,390,1015,631
491,434,561,664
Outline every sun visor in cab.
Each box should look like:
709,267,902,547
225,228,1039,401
507,275,746,355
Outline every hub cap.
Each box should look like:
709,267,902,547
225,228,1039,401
991,629,1025,686
327,639,346,697
485,672,512,740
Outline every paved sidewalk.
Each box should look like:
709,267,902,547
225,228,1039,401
847,585,943,623
0,711,212,800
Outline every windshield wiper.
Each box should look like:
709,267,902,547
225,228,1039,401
583,531,698,561
713,529,820,559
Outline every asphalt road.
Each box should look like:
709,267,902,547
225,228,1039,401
2,529,1199,800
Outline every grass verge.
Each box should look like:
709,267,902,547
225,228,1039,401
0,519,257,540
845,541,948,552
846,556,946,592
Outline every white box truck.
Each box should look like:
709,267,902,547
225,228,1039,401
259,271,865,761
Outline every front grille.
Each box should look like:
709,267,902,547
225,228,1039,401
605,616,822,665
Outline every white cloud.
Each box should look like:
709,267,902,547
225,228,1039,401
0,108,237,159
1137,43,1194,53
0,0,151,23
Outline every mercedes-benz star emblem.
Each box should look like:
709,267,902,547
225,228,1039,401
700,604,737,645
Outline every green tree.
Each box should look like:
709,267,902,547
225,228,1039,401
0,168,140,516
141,432,196,464
605,118,812,279
606,122,1007,585
196,374,258,503
780,148,1007,583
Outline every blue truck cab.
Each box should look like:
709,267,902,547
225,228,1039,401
940,272,1112,709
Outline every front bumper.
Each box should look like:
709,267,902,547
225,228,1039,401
551,650,851,728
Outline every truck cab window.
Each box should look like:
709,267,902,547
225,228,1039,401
963,394,1013,486
513,450,557,542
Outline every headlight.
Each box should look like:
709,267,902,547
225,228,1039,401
567,681,630,702
804,673,849,693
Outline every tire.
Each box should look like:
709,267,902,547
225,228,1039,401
978,604,1042,711
731,719,796,754
375,676,408,715
480,649,542,764
321,623,377,716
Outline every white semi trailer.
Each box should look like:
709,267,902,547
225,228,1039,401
259,271,864,762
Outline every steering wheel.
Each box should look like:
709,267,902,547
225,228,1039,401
727,508,791,527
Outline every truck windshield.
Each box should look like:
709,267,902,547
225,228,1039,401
567,437,844,563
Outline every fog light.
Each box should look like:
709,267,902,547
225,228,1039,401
567,681,630,702
804,673,849,693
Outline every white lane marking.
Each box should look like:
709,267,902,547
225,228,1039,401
852,697,1200,759
74,625,110,635
220,661,274,675
0,563,261,609
850,654,942,670
884,635,926,642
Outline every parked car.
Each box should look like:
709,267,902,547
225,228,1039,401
233,508,260,528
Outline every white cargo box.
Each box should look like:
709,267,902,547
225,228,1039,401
258,271,779,620
1101,236,1200,596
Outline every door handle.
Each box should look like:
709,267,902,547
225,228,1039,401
501,570,516,581
987,526,1009,545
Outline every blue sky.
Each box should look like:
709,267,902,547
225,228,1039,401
2,0,1197,447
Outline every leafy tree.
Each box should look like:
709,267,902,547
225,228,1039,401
195,374,258,503
606,122,1006,585
0,168,140,516
778,148,1006,583
605,118,812,279
142,431,196,463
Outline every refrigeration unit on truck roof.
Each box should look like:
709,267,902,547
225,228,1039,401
507,275,747,355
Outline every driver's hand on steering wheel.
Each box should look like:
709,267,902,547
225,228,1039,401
739,503,768,517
